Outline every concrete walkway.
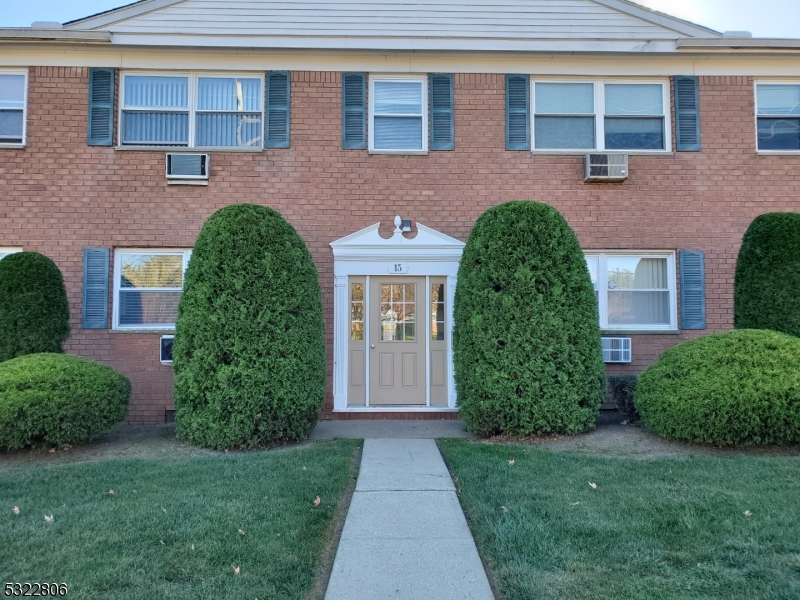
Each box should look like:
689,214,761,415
325,439,494,600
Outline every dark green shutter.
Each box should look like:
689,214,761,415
429,73,454,151
342,72,366,149
82,248,109,329
506,74,530,150
88,68,115,146
266,71,290,148
679,250,706,329
674,76,701,152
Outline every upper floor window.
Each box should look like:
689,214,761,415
0,72,27,146
120,73,263,148
756,83,800,151
113,249,191,330
533,80,669,152
369,75,428,153
585,252,677,331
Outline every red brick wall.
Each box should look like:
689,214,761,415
1,69,796,422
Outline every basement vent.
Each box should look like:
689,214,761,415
602,337,631,363
166,153,209,183
160,335,174,364
584,153,628,182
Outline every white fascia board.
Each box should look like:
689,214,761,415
0,29,110,42
591,0,721,38
105,33,681,54
677,38,800,51
64,0,186,30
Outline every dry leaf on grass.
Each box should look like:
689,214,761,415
238,529,245,536
508,459,515,466
109,490,115,495
161,507,167,513
12,506,20,515
232,565,240,575
302,466,307,471
191,544,195,551
313,496,321,507
571,502,580,506
744,510,752,516
44,515,54,523
588,482,597,489
501,506,508,512
49,448,56,454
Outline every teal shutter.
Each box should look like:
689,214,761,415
674,76,701,152
679,250,706,329
87,68,115,146
429,73,454,151
82,248,110,329
342,73,366,149
266,71,290,148
506,75,530,150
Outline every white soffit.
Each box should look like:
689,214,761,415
63,0,721,52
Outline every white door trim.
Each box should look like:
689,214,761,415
330,218,465,412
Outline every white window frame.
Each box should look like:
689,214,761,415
118,71,265,150
0,247,22,261
585,251,677,332
368,74,429,154
532,79,672,153
754,80,800,154
0,70,28,148
113,249,192,331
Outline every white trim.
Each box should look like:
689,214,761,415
532,78,672,152
0,247,22,260
0,70,27,148
118,71,265,150
585,250,678,331
368,74,429,154
330,220,465,412
754,79,800,154
112,248,192,331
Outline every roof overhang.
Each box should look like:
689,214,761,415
0,29,111,43
677,38,800,52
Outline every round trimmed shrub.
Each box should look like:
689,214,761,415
0,353,130,450
173,204,325,449
0,252,71,362
635,329,800,445
734,212,800,337
453,201,605,437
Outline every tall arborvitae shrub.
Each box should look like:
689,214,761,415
453,201,605,436
0,252,71,362
734,212,800,337
173,204,326,449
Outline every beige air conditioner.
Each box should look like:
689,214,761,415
584,153,628,182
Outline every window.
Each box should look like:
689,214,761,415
0,248,21,261
113,250,191,329
0,72,27,146
369,76,427,153
756,83,800,151
533,80,669,151
585,252,677,331
120,73,263,148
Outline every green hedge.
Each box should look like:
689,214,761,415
173,204,326,449
635,329,800,445
453,201,605,436
0,252,70,362
0,353,130,450
734,212,800,337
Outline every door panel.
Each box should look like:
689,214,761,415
430,277,448,406
369,277,426,405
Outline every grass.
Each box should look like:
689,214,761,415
1,440,360,600
439,440,800,600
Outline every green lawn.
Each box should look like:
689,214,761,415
440,440,800,600
1,440,360,600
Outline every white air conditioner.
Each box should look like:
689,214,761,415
160,335,174,364
602,337,631,363
584,153,628,182
166,153,209,183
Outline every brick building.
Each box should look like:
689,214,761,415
1,0,799,423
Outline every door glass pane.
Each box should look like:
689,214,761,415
431,284,445,341
380,284,416,341
350,283,364,341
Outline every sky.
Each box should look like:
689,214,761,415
1,0,799,38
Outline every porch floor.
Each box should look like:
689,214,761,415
311,419,473,440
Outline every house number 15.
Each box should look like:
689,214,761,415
388,263,410,274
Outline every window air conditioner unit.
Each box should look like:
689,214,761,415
584,153,628,182
166,153,209,183
160,335,174,364
602,337,631,363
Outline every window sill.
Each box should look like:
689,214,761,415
368,149,429,156
167,179,208,186
531,150,674,156
756,150,800,155
111,328,176,334
115,146,263,153
0,144,25,149
601,329,680,335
